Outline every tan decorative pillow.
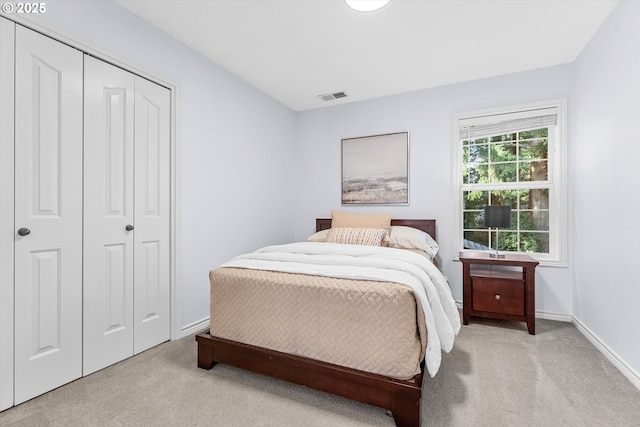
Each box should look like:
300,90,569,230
331,210,392,230
307,229,329,242
326,227,387,246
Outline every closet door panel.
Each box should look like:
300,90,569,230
83,56,135,375
13,25,83,404
134,77,170,354
0,16,15,412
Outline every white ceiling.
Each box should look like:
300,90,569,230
116,0,618,112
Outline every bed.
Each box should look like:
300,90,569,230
196,217,459,427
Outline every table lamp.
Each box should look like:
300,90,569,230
484,205,511,258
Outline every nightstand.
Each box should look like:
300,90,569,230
459,251,539,334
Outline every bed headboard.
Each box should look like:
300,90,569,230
315,218,436,241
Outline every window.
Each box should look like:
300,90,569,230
453,99,567,266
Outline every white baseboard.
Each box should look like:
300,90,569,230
535,310,572,322
572,316,640,391
181,317,210,338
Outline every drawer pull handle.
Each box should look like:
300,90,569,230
494,294,501,300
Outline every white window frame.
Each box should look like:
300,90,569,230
452,99,567,267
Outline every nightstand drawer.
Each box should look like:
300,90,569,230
471,277,525,316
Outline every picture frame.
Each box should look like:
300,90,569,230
341,131,409,205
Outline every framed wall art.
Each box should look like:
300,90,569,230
341,132,409,205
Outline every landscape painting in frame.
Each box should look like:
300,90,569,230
341,132,409,205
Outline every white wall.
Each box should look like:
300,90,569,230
295,66,574,314
27,0,297,329
572,0,640,381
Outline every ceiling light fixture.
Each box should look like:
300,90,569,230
345,0,390,12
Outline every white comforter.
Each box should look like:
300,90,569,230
222,242,461,377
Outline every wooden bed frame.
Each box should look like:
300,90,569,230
196,218,437,427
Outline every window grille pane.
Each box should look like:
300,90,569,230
463,144,488,163
463,211,485,229
489,190,518,208
520,138,548,160
464,230,489,249
530,188,550,209
490,162,517,183
490,133,516,142
519,210,549,231
464,190,488,209
519,128,548,139
519,189,549,210
519,232,549,253
464,163,487,184
495,231,517,251
490,141,517,162
519,160,548,181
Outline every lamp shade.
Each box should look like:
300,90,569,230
484,206,511,228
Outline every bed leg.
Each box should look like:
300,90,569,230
391,392,421,427
196,332,217,370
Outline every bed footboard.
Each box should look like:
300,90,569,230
196,331,422,427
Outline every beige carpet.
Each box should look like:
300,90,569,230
1,318,639,426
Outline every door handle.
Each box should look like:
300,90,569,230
125,224,134,231
17,227,31,236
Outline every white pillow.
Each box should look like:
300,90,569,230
384,226,439,258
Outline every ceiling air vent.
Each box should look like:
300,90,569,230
319,91,348,102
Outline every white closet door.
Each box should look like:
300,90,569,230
0,16,15,412
83,56,135,375
133,77,171,353
13,25,83,404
